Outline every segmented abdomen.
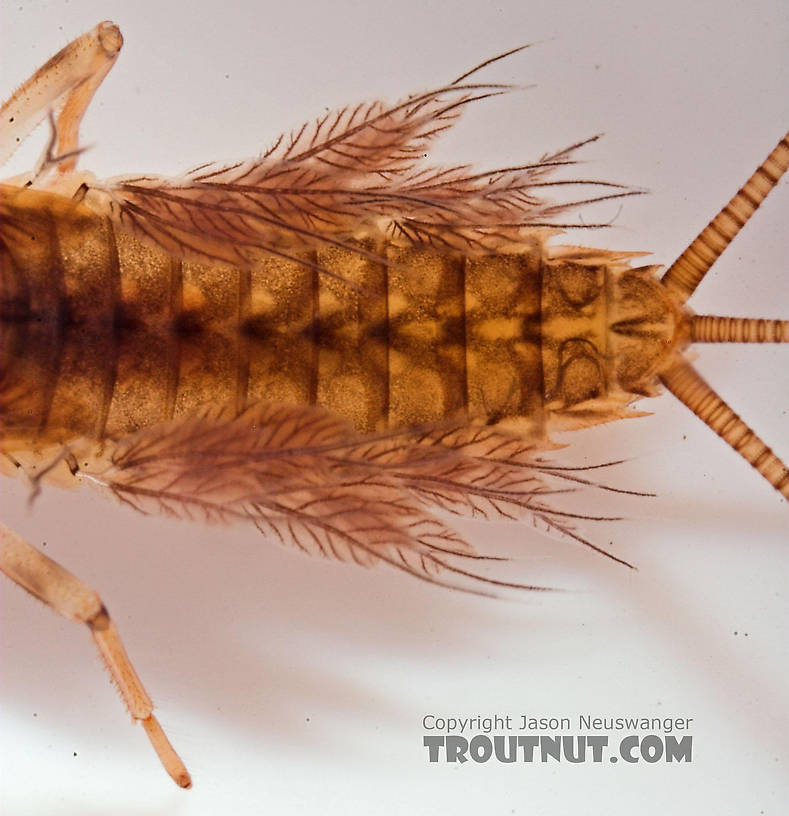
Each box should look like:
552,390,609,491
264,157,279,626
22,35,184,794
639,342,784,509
1,187,555,445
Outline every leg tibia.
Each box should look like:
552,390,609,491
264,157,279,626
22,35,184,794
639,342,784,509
0,524,191,788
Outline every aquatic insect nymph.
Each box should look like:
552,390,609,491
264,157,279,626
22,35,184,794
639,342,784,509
0,22,786,787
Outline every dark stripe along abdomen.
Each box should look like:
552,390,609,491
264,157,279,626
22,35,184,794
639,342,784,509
1,186,550,445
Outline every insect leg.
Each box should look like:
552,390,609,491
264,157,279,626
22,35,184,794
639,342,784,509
0,22,122,171
0,524,191,788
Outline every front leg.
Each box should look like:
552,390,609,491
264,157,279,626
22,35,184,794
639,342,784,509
0,524,191,788
0,21,122,172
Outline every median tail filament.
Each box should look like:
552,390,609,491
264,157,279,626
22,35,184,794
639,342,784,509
658,130,789,499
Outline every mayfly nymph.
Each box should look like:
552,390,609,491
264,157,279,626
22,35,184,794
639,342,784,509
0,22,786,787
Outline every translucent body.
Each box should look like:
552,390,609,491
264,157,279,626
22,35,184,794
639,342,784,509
0,18,786,793
0,184,682,457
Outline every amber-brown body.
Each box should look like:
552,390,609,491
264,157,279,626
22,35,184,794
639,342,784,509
0,184,683,455
2,18,787,795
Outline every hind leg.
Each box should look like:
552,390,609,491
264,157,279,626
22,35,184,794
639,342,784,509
0,524,191,788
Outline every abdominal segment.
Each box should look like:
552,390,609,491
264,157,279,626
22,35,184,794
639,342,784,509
1,187,557,447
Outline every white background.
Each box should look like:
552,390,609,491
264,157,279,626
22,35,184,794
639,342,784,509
1,1,788,814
